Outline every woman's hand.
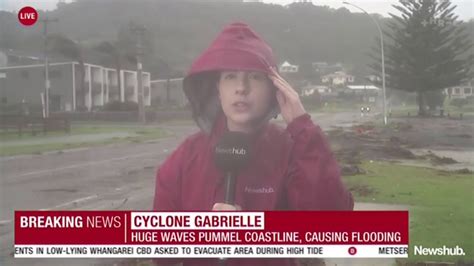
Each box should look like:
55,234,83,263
269,67,306,124
212,203,242,211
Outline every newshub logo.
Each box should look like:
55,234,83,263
414,245,466,256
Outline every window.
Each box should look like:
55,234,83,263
455,88,460,94
464,87,472,94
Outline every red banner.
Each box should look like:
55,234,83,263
15,211,408,245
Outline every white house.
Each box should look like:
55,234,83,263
300,85,335,97
321,71,354,85
312,62,343,74
347,85,380,92
365,75,381,83
445,84,473,99
0,61,151,112
347,85,380,103
315,85,332,94
279,61,299,73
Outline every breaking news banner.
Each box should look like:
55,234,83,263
14,211,408,259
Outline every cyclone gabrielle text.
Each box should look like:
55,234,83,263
131,212,264,230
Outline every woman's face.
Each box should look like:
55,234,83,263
218,70,274,132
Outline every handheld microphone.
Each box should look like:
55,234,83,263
214,132,251,265
214,131,251,205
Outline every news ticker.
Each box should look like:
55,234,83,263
15,211,409,258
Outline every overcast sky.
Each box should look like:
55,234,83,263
0,0,472,21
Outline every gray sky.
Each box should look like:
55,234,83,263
0,0,472,21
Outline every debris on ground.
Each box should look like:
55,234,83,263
454,168,473,174
389,121,413,131
380,145,417,159
446,134,472,138
334,149,361,165
390,136,402,144
437,168,473,176
340,164,367,176
352,123,376,135
418,151,458,165
327,128,418,162
327,117,472,171
349,184,376,197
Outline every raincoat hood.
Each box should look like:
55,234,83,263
183,22,280,133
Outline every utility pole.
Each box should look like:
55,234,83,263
130,23,146,124
343,1,388,125
41,17,58,118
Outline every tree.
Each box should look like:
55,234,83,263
370,0,473,116
48,34,87,110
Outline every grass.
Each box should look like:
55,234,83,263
343,161,473,263
444,105,474,117
389,106,419,117
0,124,171,156
304,102,369,113
0,125,137,141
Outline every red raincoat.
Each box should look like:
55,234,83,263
153,22,354,266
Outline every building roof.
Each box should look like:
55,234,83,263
0,61,150,74
347,85,380,90
280,61,298,67
322,71,354,79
